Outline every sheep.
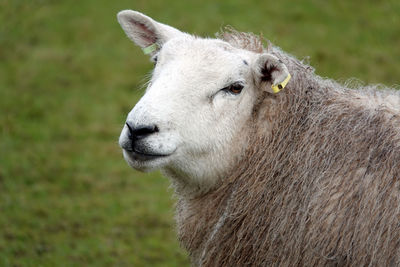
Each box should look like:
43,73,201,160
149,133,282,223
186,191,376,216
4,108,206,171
117,10,400,266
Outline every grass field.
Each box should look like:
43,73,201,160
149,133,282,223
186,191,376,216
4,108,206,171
1,0,399,266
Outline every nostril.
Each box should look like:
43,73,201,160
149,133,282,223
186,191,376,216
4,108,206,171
126,122,159,140
125,122,135,140
133,125,159,137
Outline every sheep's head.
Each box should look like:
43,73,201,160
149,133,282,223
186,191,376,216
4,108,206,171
117,10,290,193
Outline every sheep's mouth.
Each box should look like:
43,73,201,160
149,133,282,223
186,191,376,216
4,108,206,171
124,148,172,161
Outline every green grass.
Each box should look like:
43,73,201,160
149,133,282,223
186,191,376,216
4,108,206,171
0,0,399,266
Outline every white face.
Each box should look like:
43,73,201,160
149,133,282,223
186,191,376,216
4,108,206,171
117,10,290,190
119,37,257,187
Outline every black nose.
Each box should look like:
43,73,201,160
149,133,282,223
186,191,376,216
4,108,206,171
126,122,159,141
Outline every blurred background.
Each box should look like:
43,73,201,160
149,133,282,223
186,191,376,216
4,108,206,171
1,0,399,266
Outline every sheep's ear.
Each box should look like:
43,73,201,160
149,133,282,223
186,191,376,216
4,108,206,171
117,10,185,56
254,53,291,94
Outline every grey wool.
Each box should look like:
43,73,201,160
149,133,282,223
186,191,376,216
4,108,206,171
176,30,400,266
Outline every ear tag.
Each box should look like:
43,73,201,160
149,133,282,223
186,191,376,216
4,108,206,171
271,73,291,94
142,43,158,55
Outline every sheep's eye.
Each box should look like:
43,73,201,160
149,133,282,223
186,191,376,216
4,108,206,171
224,83,244,95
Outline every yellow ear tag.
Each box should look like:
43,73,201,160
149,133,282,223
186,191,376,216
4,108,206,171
271,73,291,94
142,43,158,55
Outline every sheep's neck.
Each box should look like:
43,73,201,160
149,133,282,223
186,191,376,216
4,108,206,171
174,69,400,265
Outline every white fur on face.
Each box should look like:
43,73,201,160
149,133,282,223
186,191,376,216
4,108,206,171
119,37,257,189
